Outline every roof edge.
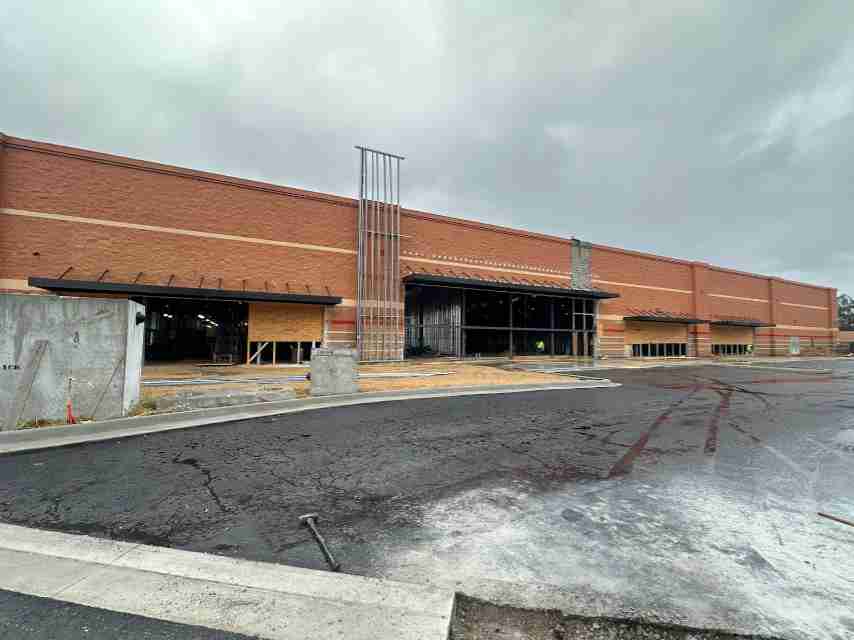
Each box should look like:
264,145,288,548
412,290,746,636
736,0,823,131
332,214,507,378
4,135,356,209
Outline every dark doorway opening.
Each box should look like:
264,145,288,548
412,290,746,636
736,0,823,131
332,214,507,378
142,298,248,363
405,284,598,358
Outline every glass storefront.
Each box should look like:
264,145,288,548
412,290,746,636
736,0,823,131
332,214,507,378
405,285,598,358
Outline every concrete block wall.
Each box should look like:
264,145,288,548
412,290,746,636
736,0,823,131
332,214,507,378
0,294,144,429
310,348,358,395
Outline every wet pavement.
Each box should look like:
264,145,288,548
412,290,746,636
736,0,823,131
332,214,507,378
1,360,852,639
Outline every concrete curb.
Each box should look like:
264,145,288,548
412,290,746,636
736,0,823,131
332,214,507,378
0,380,619,455
0,523,455,640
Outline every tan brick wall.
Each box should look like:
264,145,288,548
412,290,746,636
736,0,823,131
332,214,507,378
248,302,323,342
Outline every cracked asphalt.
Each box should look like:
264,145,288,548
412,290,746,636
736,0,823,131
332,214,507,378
1,361,853,639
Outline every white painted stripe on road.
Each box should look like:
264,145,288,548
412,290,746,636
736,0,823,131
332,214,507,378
0,523,454,640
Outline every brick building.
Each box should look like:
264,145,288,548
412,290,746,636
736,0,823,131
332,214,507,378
0,134,839,363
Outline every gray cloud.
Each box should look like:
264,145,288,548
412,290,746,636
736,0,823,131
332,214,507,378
2,1,852,294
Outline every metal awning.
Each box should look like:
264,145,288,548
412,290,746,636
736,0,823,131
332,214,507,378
624,315,706,324
28,277,342,305
403,273,619,299
710,319,774,328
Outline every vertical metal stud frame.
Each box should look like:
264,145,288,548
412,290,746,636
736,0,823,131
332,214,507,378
356,146,404,361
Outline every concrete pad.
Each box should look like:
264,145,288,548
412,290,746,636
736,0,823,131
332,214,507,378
154,387,297,411
0,524,454,640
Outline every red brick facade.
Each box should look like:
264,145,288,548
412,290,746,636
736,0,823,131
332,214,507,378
0,134,839,357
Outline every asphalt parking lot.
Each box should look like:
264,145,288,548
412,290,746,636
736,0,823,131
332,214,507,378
1,360,852,639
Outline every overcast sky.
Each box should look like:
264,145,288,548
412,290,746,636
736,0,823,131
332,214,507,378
2,1,852,294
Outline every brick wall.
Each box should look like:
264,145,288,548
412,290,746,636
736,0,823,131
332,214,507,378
0,137,357,300
0,134,839,358
400,209,571,277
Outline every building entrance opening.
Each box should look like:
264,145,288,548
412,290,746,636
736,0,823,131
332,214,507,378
143,298,247,363
404,284,599,358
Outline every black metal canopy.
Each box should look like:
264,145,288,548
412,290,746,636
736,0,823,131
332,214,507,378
403,273,619,299
28,277,342,305
709,319,774,328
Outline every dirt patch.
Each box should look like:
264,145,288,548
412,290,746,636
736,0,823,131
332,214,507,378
451,595,781,640
357,363,576,393
140,362,576,406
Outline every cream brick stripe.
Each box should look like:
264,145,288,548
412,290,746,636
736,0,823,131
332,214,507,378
708,293,768,303
592,279,692,295
1,208,357,256
772,324,834,331
779,301,827,311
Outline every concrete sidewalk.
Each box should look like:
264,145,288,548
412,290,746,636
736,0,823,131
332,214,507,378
0,379,618,455
0,523,454,640
511,356,848,374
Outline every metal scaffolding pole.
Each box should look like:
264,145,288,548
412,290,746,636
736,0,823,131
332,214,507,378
355,145,405,361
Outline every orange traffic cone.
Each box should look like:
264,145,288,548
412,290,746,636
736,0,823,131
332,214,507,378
66,377,77,424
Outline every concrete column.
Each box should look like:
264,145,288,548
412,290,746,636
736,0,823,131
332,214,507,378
570,239,592,290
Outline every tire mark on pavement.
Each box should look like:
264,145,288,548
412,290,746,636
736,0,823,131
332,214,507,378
704,388,733,456
607,385,701,478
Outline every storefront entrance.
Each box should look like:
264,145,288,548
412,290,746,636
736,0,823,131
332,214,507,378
143,298,247,363
404,280,613,359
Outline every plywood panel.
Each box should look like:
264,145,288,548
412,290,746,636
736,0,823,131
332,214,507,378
625,321,688,344
249,303,323,342
711,325,754,345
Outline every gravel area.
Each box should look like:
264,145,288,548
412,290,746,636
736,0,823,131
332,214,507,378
452,596,782,640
